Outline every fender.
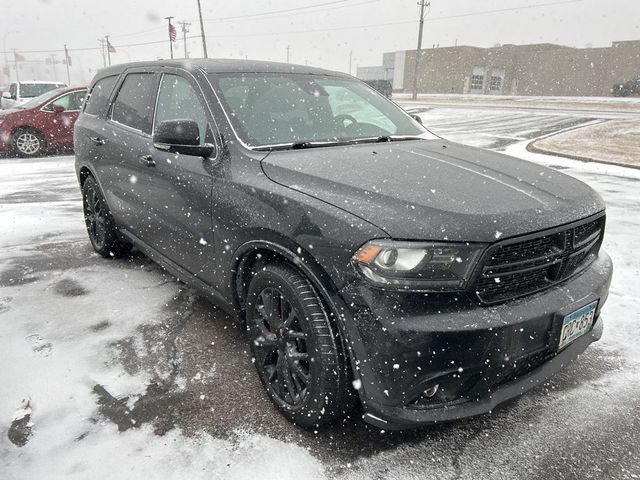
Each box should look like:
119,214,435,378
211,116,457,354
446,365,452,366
232,239,370,403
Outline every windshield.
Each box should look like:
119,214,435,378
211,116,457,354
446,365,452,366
19,83,63,98
18,88,67,109
208,73,433,147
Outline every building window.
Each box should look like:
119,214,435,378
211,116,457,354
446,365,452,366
490,76,502,91
471,75,484,90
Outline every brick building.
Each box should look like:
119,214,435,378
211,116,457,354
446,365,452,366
358,40,640,96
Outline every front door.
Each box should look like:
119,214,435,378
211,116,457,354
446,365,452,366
41,90,86,146
145,71,217,285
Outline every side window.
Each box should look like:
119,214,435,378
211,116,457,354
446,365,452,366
44,91,86,112
9,83,17,99
154,74,210,145
111,73,158,134
84,76,118,116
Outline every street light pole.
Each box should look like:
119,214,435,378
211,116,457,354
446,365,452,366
3,30,17,83
349,51,353,75
196,0,208,58
286,45,290,63
97,38,106,67
12,50,20,82
412,0,430,100
64,44,71,85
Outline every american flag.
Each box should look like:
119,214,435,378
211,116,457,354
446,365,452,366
107,39,116,53
169,23,177,42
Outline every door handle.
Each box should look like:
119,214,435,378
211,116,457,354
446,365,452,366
139,154,156,167
89,136,105,146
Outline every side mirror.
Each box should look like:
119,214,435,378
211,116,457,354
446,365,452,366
53,105,65,114
2,91,11,99
153,119,214,157
411,114,423,125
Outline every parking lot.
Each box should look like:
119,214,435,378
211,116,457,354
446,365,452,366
1,106,640,479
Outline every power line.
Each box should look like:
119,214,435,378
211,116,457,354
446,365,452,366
0,0,585,56
107,0,369,41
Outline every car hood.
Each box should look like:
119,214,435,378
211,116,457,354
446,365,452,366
260,139,605,242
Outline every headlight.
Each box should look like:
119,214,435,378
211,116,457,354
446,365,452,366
352,240,486,290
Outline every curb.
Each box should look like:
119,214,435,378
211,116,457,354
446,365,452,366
526,140,640,171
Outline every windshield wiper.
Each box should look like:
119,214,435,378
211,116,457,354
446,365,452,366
254,140,351,151
370,135,425,143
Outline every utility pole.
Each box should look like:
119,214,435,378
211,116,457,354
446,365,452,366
105,35,112,66
98,38,106,67
64,44,71,85
179,21,191,58
196,0,208,58
412,0,430,100
165,17,175,59
286,45,290,63
349,51,353,75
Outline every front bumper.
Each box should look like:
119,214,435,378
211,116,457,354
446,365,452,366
337,252,613,430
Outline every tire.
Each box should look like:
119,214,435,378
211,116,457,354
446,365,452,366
12,128,45,157
245,262,356,428
81,176,130,258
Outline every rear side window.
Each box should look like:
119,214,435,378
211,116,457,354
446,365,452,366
84,76,118,116
111,73,158,134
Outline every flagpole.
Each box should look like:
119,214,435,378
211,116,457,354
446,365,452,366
165,16,174,59
105,35,111,66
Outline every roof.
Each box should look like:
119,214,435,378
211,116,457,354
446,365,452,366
93,58,350,81
16,80,68,85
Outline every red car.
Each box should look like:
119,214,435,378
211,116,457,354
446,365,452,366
0,86,87,157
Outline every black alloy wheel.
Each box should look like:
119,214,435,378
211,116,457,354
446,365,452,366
246,263,356,427
81,176,129,257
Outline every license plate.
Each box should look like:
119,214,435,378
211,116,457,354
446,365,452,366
558,300,598,351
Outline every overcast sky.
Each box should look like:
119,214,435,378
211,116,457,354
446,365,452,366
1,0,639,84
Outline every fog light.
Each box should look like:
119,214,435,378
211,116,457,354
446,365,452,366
424,384,439,398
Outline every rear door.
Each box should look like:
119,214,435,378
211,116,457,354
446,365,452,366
75,74,120,202
101,69,161,240
145,69,217,284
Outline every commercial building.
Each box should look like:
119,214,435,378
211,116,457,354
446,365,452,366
357,40,640,96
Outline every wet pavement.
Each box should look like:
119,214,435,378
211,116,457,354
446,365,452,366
1,109,639,479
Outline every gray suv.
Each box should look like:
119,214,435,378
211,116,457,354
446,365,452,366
74,60,612,430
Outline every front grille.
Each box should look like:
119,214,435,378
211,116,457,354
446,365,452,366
475,215,605,304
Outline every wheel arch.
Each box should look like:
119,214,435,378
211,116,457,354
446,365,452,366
232,240,341,319
232,238,362,392
11,125,46,143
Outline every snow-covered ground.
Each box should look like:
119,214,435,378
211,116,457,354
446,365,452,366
396,93,640,116
1,108,639,479
530,118,640,169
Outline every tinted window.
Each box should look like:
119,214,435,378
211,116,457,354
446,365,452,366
154,74,210,145
111,73,157,134
84,76,118,116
